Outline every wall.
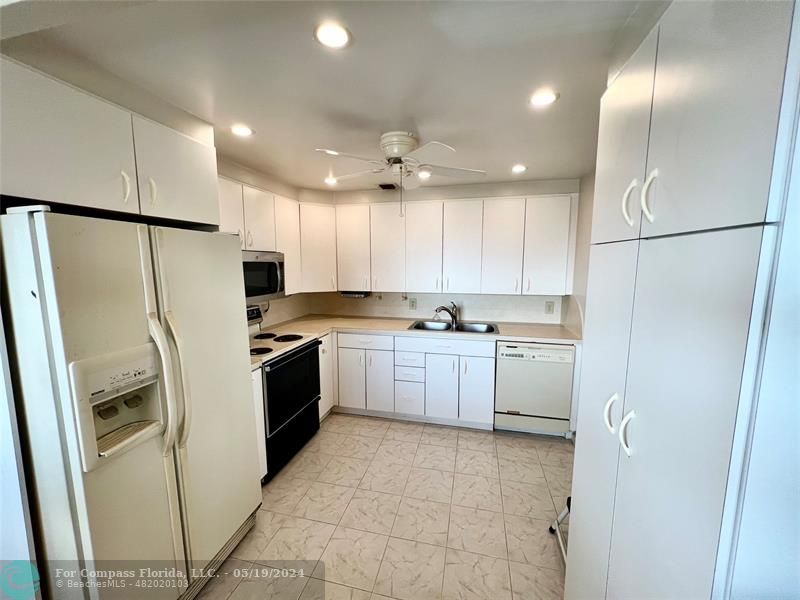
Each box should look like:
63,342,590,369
250,294,314,331
218,157,299,199
607,0,670,85
303,292,563,325
562,173,595,333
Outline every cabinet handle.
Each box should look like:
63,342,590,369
331,276,335,289
121,170,132,203
640,169,658,224
526,278,531,292
446,277,450,291
148,177,158,205
321,348,327,354
435,277,439,290
621,178,639,227
603,392,618,434
514,278,519,292
618,410,636,456
359,354,364,366
452,359,456,373
368,354,373,367
247,230,254,247
463,360,468,375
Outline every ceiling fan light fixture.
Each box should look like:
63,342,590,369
530,87,559,108
417,167,432,181
511,164,527,174
315,22,351,49
231,123,254,137
324,176,338,186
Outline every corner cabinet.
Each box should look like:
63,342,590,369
300,204,337,292
0,57,139,214
336,204,371,291
133,115,219,225
274,195,302,295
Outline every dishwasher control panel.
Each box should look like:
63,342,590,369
498,344,574,364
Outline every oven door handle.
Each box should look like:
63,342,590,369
263,340,322,372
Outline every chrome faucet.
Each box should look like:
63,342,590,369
434,302,459,328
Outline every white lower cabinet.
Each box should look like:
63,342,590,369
251,369,267,480
395,381,424,416
366,350,394,412
337,348,366,409
318,334,334,419
425,354,459,419
458,356,495,425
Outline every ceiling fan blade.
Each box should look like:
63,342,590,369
426,164,487,178
315,148,384,165
333,167,387,182
403,141,456,164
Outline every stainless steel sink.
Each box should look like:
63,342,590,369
410,320,452,331
455,322,498,334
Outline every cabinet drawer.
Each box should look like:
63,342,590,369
395,335,495,357
395,351,425,368
395,366,425,383
395,381,424,415
338,333,394,351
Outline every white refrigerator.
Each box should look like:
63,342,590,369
1,207,262,599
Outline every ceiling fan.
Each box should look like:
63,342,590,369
316,131,486,189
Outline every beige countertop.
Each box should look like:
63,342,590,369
265,314,581,344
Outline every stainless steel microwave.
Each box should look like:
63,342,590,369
242,251,285,302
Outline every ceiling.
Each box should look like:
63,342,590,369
2,1,644,190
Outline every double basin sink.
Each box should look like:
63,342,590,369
409,320,498,334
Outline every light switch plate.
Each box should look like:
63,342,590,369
544,301,555,315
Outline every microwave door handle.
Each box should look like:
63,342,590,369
277,260,284,294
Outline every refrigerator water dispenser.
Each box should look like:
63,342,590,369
69,343,164,471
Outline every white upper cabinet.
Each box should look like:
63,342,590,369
481,198,526,294
217,177,244,248
274,195,301,295
133,115,219,225
590,30,657,244
243,186,276,252
0,58,138,214
443,200,483,294
370,203,406,292
336,204,371,291
405,201,443,293
523,195,573,295
300,203,337,292
640,1,793,237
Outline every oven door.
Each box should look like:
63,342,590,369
263,340,321,437
243,251,285,302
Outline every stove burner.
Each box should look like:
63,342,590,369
250,347,273,356
273,334,303,343
254,332,276,340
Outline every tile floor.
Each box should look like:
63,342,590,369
200,414,574,600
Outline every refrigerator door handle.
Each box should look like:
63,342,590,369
147,313,178,454
166,310,192,448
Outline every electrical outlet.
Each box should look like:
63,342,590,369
409,297,417,310
544,300,555,315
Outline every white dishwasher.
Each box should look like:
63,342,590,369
494,342,574,436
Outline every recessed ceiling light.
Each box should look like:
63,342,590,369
324,176,338,186
530,88,559,108
315,22,351,49
231,124,253,137
511,164,527,174
417,167,432,181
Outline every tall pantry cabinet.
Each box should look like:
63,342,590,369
566,2,797,599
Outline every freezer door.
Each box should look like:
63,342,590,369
151,226,261,571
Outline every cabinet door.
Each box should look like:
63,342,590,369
590,30,656,244
336,204,371,291
366,350,394,412
133,115,219,225
251,369,267,479
0,58,138,214
564,241,639,600
443,200,483,294
218,177,244,248
425,354,459,419
274,195,302,295
338,348,366,409
458,357,495,425
243,186,276,251
606,227,764,600
318,335,334,420
406,201,443,293
300,204,337,292
481,198,525,294
640,2,792,237
522,195,573,295
370,203,406,292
